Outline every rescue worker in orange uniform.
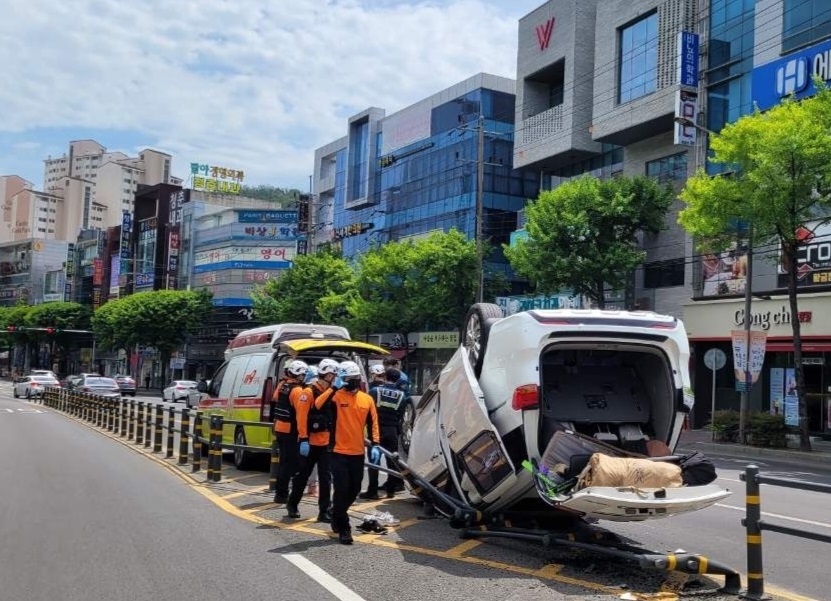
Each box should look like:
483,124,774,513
314,360,380,545
272,359,312,504
286,358,340,522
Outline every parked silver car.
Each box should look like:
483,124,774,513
163,380,198,402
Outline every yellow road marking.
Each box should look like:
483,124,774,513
221,472,269,485
57,412,818,601
221,490,259,500
444,539,482,557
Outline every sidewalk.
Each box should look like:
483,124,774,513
677,428,831,468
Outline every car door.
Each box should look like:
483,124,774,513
408,347,517,506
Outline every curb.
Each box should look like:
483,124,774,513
679,441,831,469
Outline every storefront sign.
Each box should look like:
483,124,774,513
237,210,297,223
674,89,698,146
190,162,244,195
417,331,459,349
120,212,132,260
333,222,373,240
110,256,120,296
752,37,831,112
168,190,185,226
65,243,76,278
778,219,831,287
195,246,295,267
733,306,812,330
677,32,699,88
92,258,103,286
135,273,154,288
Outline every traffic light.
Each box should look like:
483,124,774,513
6,325,15,332
45,327,55,335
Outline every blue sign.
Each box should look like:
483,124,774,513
237,210,298,223
752,37,831,112
193,260,292,273
678,32,699,88
135,273,155,287
212,297,254,307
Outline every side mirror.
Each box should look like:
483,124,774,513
196,380,207,393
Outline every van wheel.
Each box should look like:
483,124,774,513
399,399,416,459
463,303,503,377
233,427,253,470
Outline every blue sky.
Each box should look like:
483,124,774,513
0,0,544,191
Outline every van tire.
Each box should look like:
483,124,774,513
233,427,254,470
463,303,502,377
399,398,416,459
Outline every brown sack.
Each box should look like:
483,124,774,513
577,453,682,489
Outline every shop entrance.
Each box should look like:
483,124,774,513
802,360,827,433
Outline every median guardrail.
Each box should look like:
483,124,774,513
33,387,279,486
741,464,831,600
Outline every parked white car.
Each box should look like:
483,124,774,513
401,303,730,523
163,380,198,402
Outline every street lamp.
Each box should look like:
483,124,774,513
675,115,753,443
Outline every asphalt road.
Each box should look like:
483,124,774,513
2,385,829,601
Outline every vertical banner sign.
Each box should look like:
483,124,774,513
769,367,784,416
784,368,800,426
109,255,121,297
168,190,184,226
64,243,75,302
167,228,180,290
731,330,767,390
674,89,699,146
92,258,103,286
120,211,132,259
677,32,699,88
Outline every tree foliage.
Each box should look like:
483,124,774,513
240,185,305,206
678,83,831,451
505,175,674,308
251,249,355,324
347,229,479,342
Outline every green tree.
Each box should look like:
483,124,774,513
678,84,831,451
240,185,305,206
251,250,355,324
92,290,213,382
347,230,479,350
505,175,674,308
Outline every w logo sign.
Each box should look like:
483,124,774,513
535,17,555,51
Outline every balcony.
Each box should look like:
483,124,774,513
518,105,564,146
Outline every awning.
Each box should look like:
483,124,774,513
278,339,389,355
767,342,831,352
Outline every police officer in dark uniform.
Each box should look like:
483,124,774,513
360,367,406,499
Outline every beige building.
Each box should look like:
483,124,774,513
43,140,181,230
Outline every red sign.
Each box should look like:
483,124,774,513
536,17,555,51
92,258,103,286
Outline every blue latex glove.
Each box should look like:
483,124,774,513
332,375,344,390
299,441,310,457
370,445,381,465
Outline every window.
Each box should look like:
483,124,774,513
783,0,831,52
619,13,658,103
644,259,685,288
646,153,688,183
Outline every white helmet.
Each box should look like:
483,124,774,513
317,358,340,376
369,364,385,377
338,361,361,378
285,359,309,377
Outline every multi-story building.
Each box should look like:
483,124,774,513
515,0,831,432
0,238,70,307
312,73,539,293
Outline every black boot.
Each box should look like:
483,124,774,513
286,504,301,518
316,509,332,523
339,529,353,545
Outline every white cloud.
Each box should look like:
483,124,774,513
0,0,541,188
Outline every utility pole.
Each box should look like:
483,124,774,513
475,114,485,304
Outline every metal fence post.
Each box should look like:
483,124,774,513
269,432,279,492
192,411,203,473
166,406,175,458
145,404,154,449
96,395,104,427
128,399,135,440
121,399,128,437
107,398,115,431
742,465,768,600
153,404,163,453
179,408,190,465
136,402,145,445
209,415,223,483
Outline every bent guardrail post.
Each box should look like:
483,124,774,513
166,406,175,458
192,411,203,473
136,402,145,446
153,404,163,453
179,408,190,465
741,465,766,600
269,432,279,492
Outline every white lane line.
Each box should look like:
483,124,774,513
283,553,368,601
715,503,831,529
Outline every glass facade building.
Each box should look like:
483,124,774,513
314,74,539,292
